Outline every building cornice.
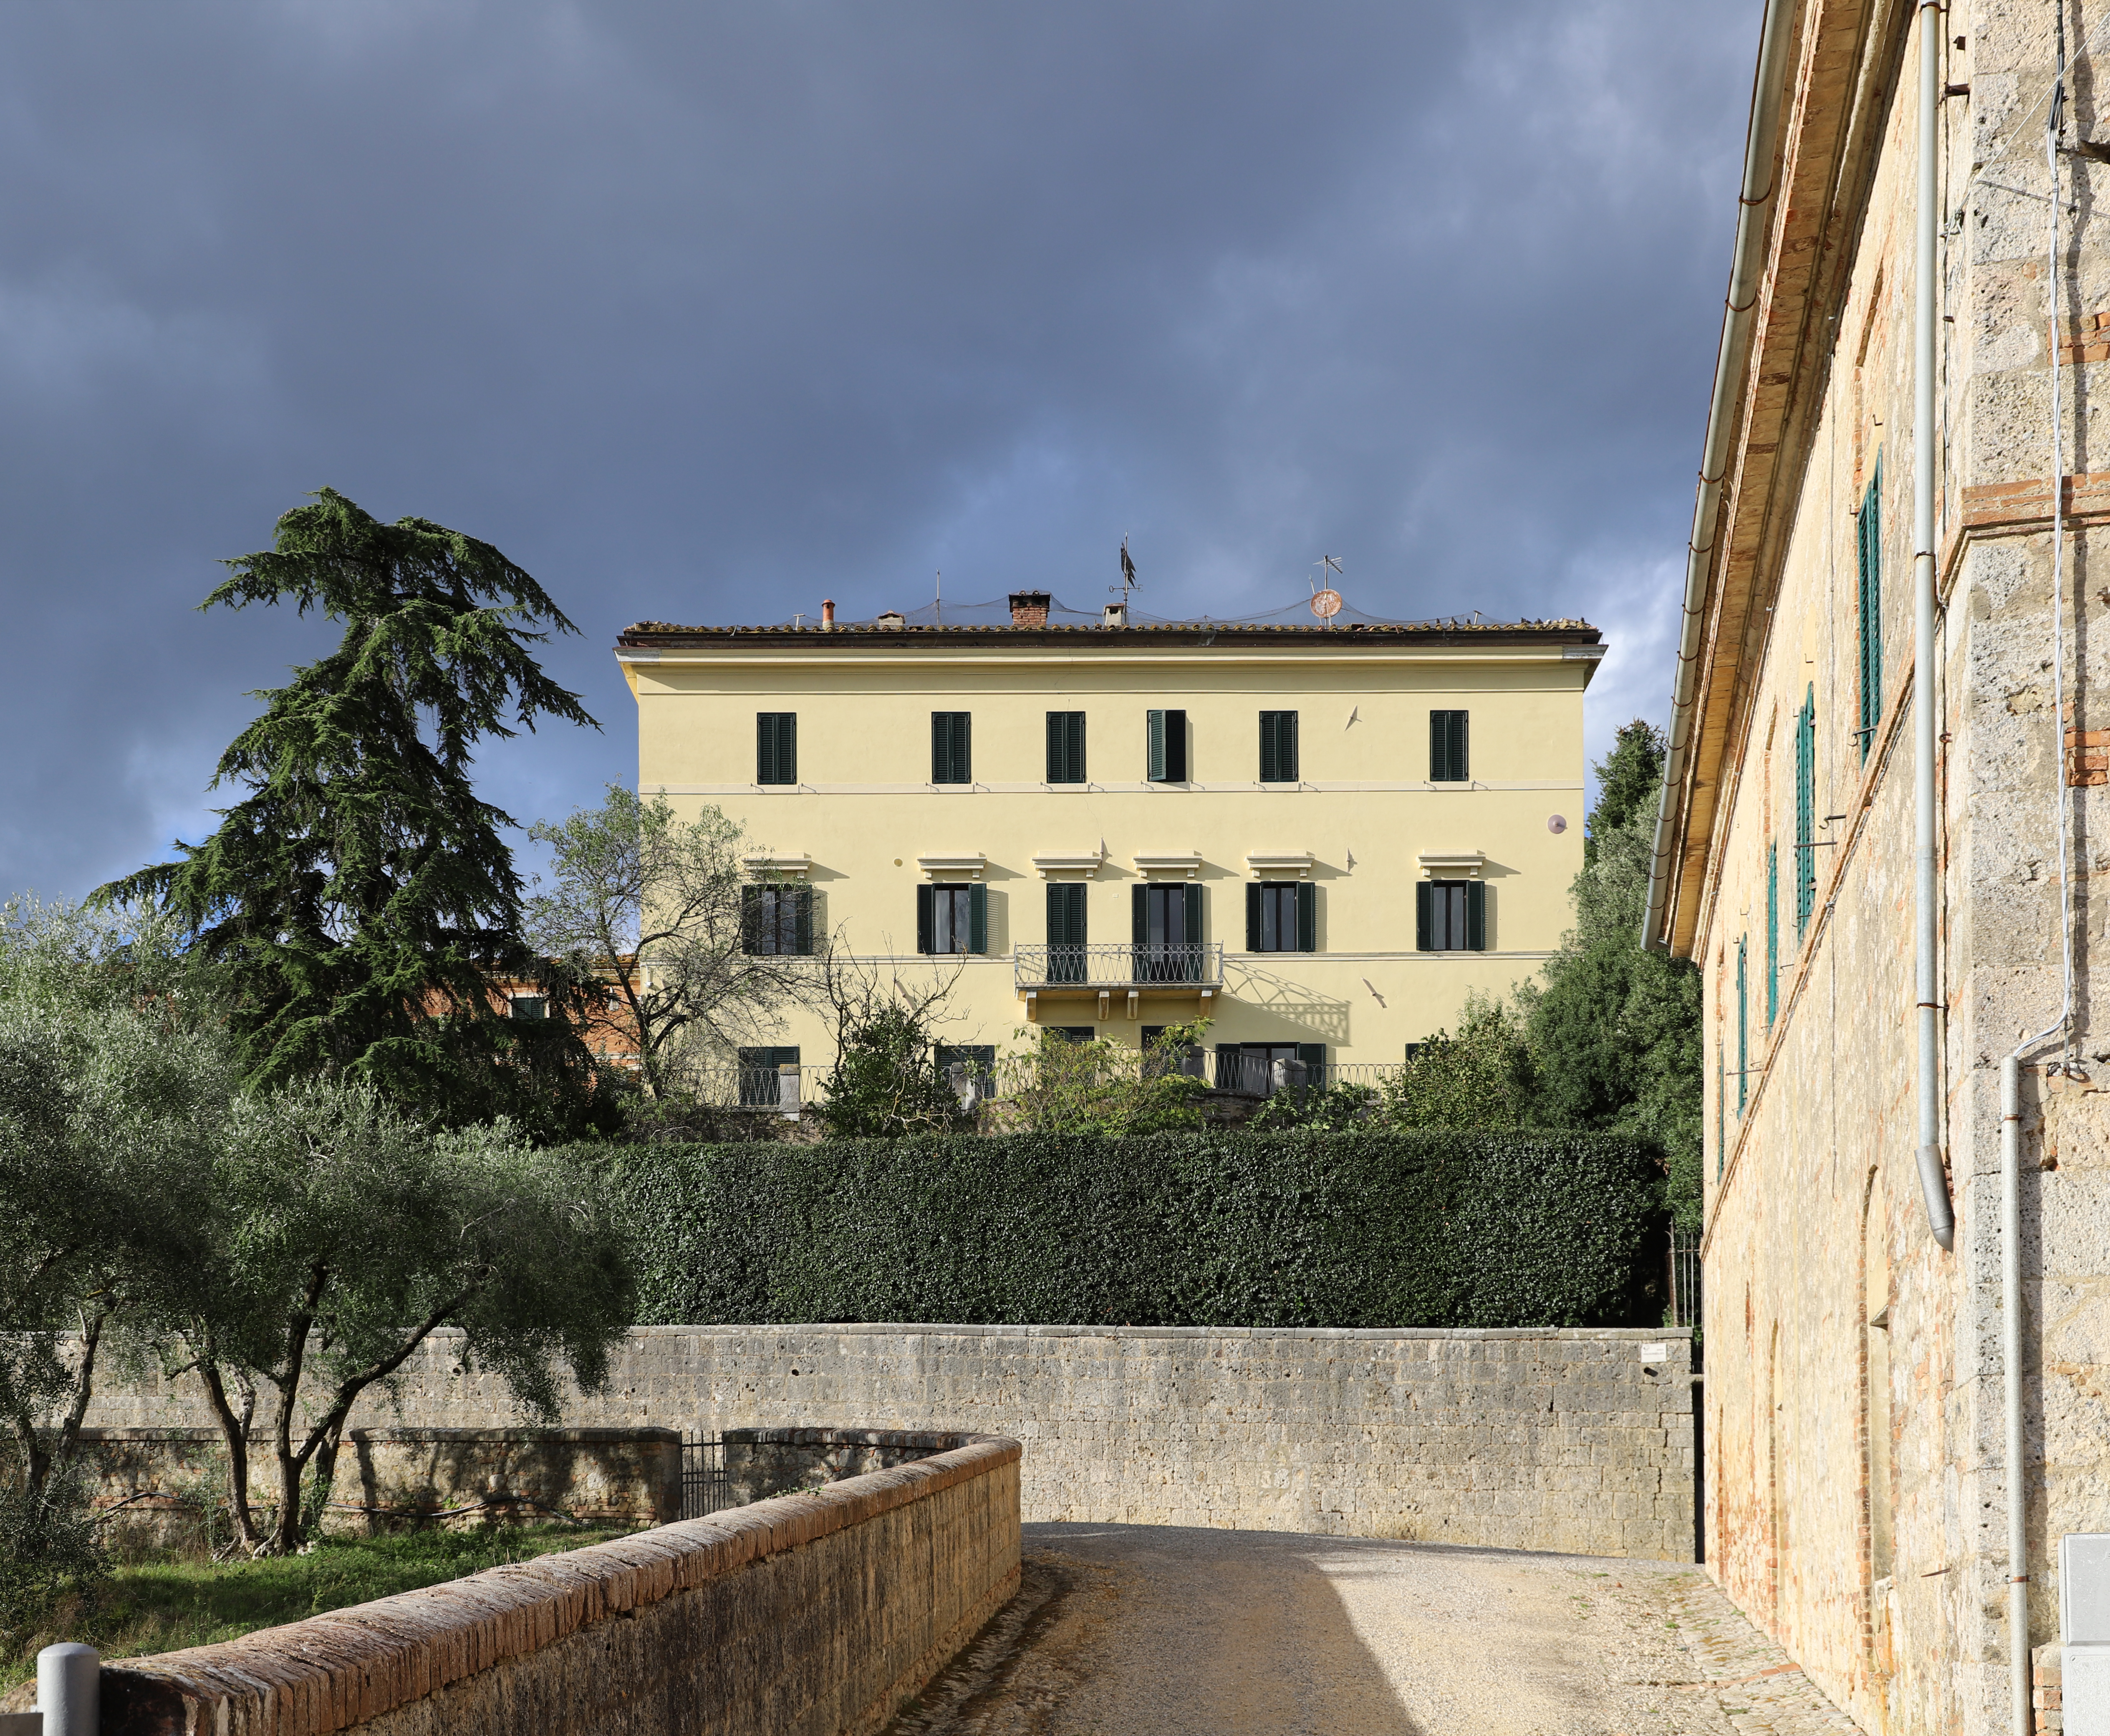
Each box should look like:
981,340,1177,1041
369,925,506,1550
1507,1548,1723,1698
1658,0,1911,960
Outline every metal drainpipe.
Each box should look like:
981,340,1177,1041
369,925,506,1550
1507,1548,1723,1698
1913,2,1956,1253
2003,1056,2030,1736
1642,0,1794,953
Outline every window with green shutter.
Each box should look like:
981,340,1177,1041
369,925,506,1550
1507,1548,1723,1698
757,713,798,785
931,712,972,785
1259,711,1300,782
1430,710,1470,782
737,1045,800,1107
742,884,813,955
1416,880,1485,951
917,883,986,954
1046,881,1088,982
1765,843,1778,1026
1046,711,1086,784
1795,686,1816,936
1856,463,1883,760
1245,881,1315,952
1735,936,1748,1113
1132,882,1203,979
1146,709,1188,782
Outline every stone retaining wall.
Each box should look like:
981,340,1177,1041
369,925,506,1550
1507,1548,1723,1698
76,1427,677,1547
82,1324,1696,1559
14,1436,1022,1736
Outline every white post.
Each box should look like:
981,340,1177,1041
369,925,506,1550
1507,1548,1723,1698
37,1644,97,1736
777,1063,802,1120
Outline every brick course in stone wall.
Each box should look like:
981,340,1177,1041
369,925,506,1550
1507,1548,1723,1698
81,1323,1699,1562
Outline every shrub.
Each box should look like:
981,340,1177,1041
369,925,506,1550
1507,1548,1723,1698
0,1472,108,1644
605,1128,1666,1330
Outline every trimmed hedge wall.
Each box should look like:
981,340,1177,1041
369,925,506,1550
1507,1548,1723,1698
601,1129,1666,1329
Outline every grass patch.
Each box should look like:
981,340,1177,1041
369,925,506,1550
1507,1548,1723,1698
3,1524,632,1693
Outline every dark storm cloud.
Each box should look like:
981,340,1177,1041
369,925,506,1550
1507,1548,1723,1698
0,2,1757,896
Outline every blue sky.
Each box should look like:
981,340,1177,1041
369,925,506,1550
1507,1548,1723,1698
0,1,1757,897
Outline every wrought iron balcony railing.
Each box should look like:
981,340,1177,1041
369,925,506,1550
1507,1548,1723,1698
1012,942,1224,990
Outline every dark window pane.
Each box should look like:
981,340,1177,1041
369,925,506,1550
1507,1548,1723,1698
508,995,547,1021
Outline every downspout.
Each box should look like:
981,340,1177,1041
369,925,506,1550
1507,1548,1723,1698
1913,2,1956,1254
1642,0,1795,952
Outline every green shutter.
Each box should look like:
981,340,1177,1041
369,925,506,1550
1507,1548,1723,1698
1047,711,1085,783
969,883,987,954
1132,883,1148,944
1465,880,1486,951
1258,711,1299,782
1736,936,1749,1112
932,712,972,784
1429,710,1470,782
1245,882,1262,949
916,884,934,954
1147,710,1166,781
1296,1042,1326,1076
740,884,761,954
1184,883,1204,944
794,886,814,955
1295,881,1315,952
1415,881,1432,951
1047,882,1086,948
1795,687,1815,936
755,713,797,785
1857,463,1882,761
1765,844,1778,1025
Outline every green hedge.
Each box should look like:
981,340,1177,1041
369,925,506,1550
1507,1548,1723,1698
598,1129,1666,1330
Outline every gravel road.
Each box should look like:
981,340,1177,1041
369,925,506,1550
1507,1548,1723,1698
886,1523,1864,1736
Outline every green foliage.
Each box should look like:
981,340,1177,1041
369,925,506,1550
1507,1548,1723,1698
607,1128,1666,1329
0,1472,108,1646
181,1082,635,1554
528,787,805,1102
999,1022,1209,1135
1247,1080,1378,1132
94,489,611,1141
816,1004,967,1137
1382,994,1536,1129
0,898,232,1495
1519,721,1704,1231
1,1522,625,1692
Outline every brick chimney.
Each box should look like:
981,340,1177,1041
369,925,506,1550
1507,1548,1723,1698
1008,590,1052,628
821,599,835,630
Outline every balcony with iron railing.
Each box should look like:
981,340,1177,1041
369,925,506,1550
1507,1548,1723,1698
1012,941,1224,993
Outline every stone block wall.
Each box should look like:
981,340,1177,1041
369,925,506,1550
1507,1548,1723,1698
724,1428,955,1505
72,1426,678,1547
82,1323,1698,1560
7,1436,1022,1736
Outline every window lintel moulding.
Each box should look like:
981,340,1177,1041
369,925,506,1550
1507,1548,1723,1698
1131,851,1203,880
1244,851,1314,880
916,853,988,880
741,853,812,879
1032,849,1105,879
1416,850,1486,878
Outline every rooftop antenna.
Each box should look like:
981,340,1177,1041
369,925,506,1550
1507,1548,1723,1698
1310,555,1344,628
934,569,941,626
1113,537,1140,610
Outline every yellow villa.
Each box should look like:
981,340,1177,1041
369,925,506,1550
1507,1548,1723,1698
616,591,1601,1093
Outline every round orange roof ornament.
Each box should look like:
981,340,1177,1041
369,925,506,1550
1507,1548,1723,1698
1310,588,1342,620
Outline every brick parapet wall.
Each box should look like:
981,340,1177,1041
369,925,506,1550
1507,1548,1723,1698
5,1436,1022,1736
81,1324,1697,1561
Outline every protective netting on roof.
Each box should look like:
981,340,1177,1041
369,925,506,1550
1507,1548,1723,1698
762,595,1555,630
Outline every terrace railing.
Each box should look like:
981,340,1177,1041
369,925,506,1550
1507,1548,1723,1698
1013,942,1224,990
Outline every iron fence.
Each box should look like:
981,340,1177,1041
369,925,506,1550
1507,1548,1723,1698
1668,1229,1702,1330
679,1433,732,1520
1013,942,1224,989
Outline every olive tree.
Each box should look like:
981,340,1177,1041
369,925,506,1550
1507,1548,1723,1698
0,899,230,1497
177,1081,634,1555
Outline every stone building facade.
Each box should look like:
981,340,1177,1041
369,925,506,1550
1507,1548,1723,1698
1646,2,2110,1732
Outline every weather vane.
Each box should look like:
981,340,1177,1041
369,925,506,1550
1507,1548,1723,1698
1113,537,1140,608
